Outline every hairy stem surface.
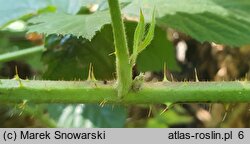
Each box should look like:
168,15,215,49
108,0,132,98
1,79,250,104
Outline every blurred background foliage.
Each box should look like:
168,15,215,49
1,0,250,128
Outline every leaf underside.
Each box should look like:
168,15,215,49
26,0,250,46
28,12,111,40
123,0,250,46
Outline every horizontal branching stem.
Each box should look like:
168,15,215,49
1,79,250,104
0,46,45,63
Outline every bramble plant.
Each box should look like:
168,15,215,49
1,0,250,127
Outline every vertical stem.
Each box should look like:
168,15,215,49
108,0,132,98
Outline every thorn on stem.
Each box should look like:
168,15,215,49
160,103,174,115
108,51,116,56
99,99,108,107
87,63,97,81
194,68,199,82
148,105,152,117
18,100,28,109
222,104,231,122
13,66,23,87
170,74,175,82
244,73,248,81
15,66,18,75
18,100,28,116
163,62,169,82
160,105,169,115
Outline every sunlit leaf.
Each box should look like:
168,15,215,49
0,0,83,27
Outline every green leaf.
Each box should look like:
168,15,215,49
19,0,250,46
137,8,155,54
123,0,227,18
43,22,179,81
42,26,115,80
0,0,83,28
47,104,67,122
211,0,250,22
131,9,145,66
25,0,250,46
49,0,83,14
147,109,193,128
82,0,105,6
82,105,127,128
82,0,131,11
158,12,250,46
0,0,48,27
28,11,110,40
147,119,168,128
137,27,179,72
48,104,127,128
123,0,250,46
126,22,180,72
